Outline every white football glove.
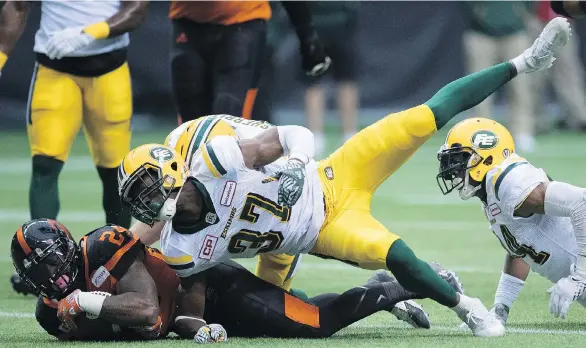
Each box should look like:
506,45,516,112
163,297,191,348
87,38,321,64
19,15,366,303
548,265,586,319
194,324,227,344
46,27,95,60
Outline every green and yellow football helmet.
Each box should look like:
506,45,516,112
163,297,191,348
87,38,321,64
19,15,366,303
118,144,188,225
437,118,515,200
165,115,237,166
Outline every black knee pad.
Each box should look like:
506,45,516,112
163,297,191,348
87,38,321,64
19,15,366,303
212,92,244,117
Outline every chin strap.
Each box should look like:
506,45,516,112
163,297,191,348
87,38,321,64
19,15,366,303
157,184,185,221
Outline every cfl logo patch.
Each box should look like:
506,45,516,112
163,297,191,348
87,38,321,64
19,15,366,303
471,130,499,149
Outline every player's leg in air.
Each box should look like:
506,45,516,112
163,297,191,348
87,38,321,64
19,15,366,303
309,18,570,336
198,262,462,338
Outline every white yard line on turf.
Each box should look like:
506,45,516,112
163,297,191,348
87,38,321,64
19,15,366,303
0,312,583,336
0,210,104,222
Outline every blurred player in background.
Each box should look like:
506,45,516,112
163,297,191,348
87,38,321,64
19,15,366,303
530,1,586,131
11,219,453,341
304,2,360,157
169,0,330,123
438,117,586,324
0,0,148,294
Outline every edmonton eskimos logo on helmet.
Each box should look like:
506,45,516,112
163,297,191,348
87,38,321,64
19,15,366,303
150,147,174,162
471,130,499,150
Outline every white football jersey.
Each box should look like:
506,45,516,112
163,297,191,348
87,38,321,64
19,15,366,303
34,1,129,57
165,115,287,175
484,154,577,283
160,136,325,277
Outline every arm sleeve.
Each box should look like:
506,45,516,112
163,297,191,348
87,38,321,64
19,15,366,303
191,136,245,179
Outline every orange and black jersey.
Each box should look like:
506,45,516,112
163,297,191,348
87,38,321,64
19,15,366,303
169,1,271,25
36,225,180,340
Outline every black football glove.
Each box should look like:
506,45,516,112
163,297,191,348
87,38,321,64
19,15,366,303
300,30,331,77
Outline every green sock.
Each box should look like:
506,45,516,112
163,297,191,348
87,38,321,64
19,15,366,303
29,155,63,220
289,288,309,301
97,166,131,228
386,239,458,307
425,62,517,129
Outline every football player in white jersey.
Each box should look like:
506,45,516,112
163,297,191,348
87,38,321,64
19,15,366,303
118,18,571,339
0,0,147,295
438,116,586,323
131,114,433,329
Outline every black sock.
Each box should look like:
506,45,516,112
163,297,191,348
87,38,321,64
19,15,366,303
29,155,64,220
310,281,417,337
386,239,458,307
97,166,131,228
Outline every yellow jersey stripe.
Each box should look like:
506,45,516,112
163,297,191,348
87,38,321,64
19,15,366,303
163,254,193,265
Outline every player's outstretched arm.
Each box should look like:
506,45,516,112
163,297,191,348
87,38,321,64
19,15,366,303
175,271,227,343
130,220,165,245
551,1,586,18
425,17,570,130
519,181,586,318
0,1,30,68
280,1,331,77
490,254,529,325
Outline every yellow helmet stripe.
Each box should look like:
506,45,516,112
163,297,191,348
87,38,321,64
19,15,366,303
201,144,222,178
187,116,220,166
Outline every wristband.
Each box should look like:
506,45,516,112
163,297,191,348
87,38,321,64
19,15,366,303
0,51,7,70
83,21,110,39
78,291,109,317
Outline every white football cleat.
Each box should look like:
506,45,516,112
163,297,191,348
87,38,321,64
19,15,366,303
455,295,505,337
515,17,571,74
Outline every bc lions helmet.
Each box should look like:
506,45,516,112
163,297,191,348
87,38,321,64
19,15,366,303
437,118,515,200
11,219,79,299
118,144,188,225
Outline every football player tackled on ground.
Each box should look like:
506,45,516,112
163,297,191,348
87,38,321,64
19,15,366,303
118,17,570,338
11,219,460,341
130,114,435,329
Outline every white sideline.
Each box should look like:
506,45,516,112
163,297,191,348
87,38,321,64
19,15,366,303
0,311,584,336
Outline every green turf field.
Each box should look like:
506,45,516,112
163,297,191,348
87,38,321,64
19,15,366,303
1,129,585,348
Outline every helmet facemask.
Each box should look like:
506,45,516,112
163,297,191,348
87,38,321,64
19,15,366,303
14,237,79,300
121,163,180,226
437,144,484,200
